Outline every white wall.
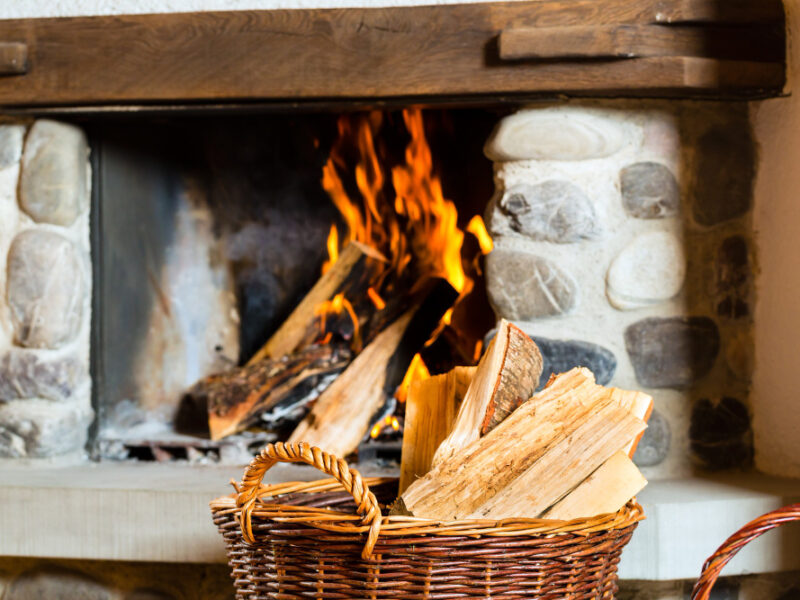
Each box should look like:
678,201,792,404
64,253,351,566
751,1,800,477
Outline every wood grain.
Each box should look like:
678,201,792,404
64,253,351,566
0,42,27,75
0,0,784,108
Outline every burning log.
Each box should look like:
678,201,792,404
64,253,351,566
394,368,647,520
288,278,458,457
175,343,351,440
431,319,543,468
399,365,475,495
247,241,386,363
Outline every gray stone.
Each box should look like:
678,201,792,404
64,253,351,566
486,248,578,319
0,400,90,458
7,229,85,349
0,125,25,169
489,180,599,243
624,317,720,388
633,409,671,467
6,568,111,600
485,108,626,161
0,350,85,402
692,122,754,226
606,231,686,310
530,336,616,390
690,397,753,470
716,235,750,319
20,119,89,226
619,161,680,219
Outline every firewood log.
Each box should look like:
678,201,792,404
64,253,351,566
431,319,542,467
399,366,475,494
175,343,351,439
247,241,386,363
541,451,647,521
288,279,457,457
395,368,646,520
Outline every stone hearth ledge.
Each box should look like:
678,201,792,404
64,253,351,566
0,464,798,581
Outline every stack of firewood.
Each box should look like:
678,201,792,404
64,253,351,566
176,241,459,450
393,320,652,521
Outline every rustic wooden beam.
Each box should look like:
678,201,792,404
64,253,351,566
0,0,784,108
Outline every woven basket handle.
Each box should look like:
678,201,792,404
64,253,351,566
235,442,383,560
691,503,800,599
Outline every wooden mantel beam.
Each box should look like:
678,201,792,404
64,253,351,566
0,0,785,109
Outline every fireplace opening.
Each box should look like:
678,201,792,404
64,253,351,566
87,108,499,463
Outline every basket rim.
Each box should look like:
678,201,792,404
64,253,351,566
211,475,645,537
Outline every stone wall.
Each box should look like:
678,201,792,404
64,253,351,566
0,120,92,459
483,102,756,479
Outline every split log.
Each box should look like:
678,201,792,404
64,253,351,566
623,389,654,457
395,368,645,520
175,343,351,439
537,389,652,520
431,319,542,468
247,241,386,364
288,279,458,457
399,366,476,495
541,451,647,521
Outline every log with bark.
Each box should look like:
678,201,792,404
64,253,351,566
394,367,647,520
431,319,543,468
399,365,475,495
288,278,458,457
247,240,387,363
175,342,352,439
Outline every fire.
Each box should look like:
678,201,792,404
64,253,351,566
321,108,470,295
394,353,431,404
467,215,494,255
315,292,361,350
322,224,339,274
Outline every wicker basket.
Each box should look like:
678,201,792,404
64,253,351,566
691,503,800,600
210,442,644,599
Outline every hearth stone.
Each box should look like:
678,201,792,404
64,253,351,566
691,121,754,226
484,106,629,161
0,350,85,402
486,180,599,242
619,161,680,219
632,409,671,467
6,568,110,600
690,397,753,470
0,399,90,458
19,120,89,227
625,317,720,389
606,231,686,310
0,125,24,169
7,229,85,349
486,247,578,319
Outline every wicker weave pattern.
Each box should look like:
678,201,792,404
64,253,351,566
691,503,800,600
211,443,644,600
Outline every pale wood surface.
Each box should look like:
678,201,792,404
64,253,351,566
248,241,384,364
400,368,613,519
542,451,647,521
287,311,414,456
398,366,475,495
470,389,645,519
431,321,542,467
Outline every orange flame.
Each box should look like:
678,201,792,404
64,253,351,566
466,215,494,255
394,353,430,404
322,224,339,274
315,292,361,350
367,287,386,310
321,109,470,296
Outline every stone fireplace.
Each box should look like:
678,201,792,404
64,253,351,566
0,1,798,598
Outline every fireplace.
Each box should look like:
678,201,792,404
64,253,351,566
1,0,799,597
